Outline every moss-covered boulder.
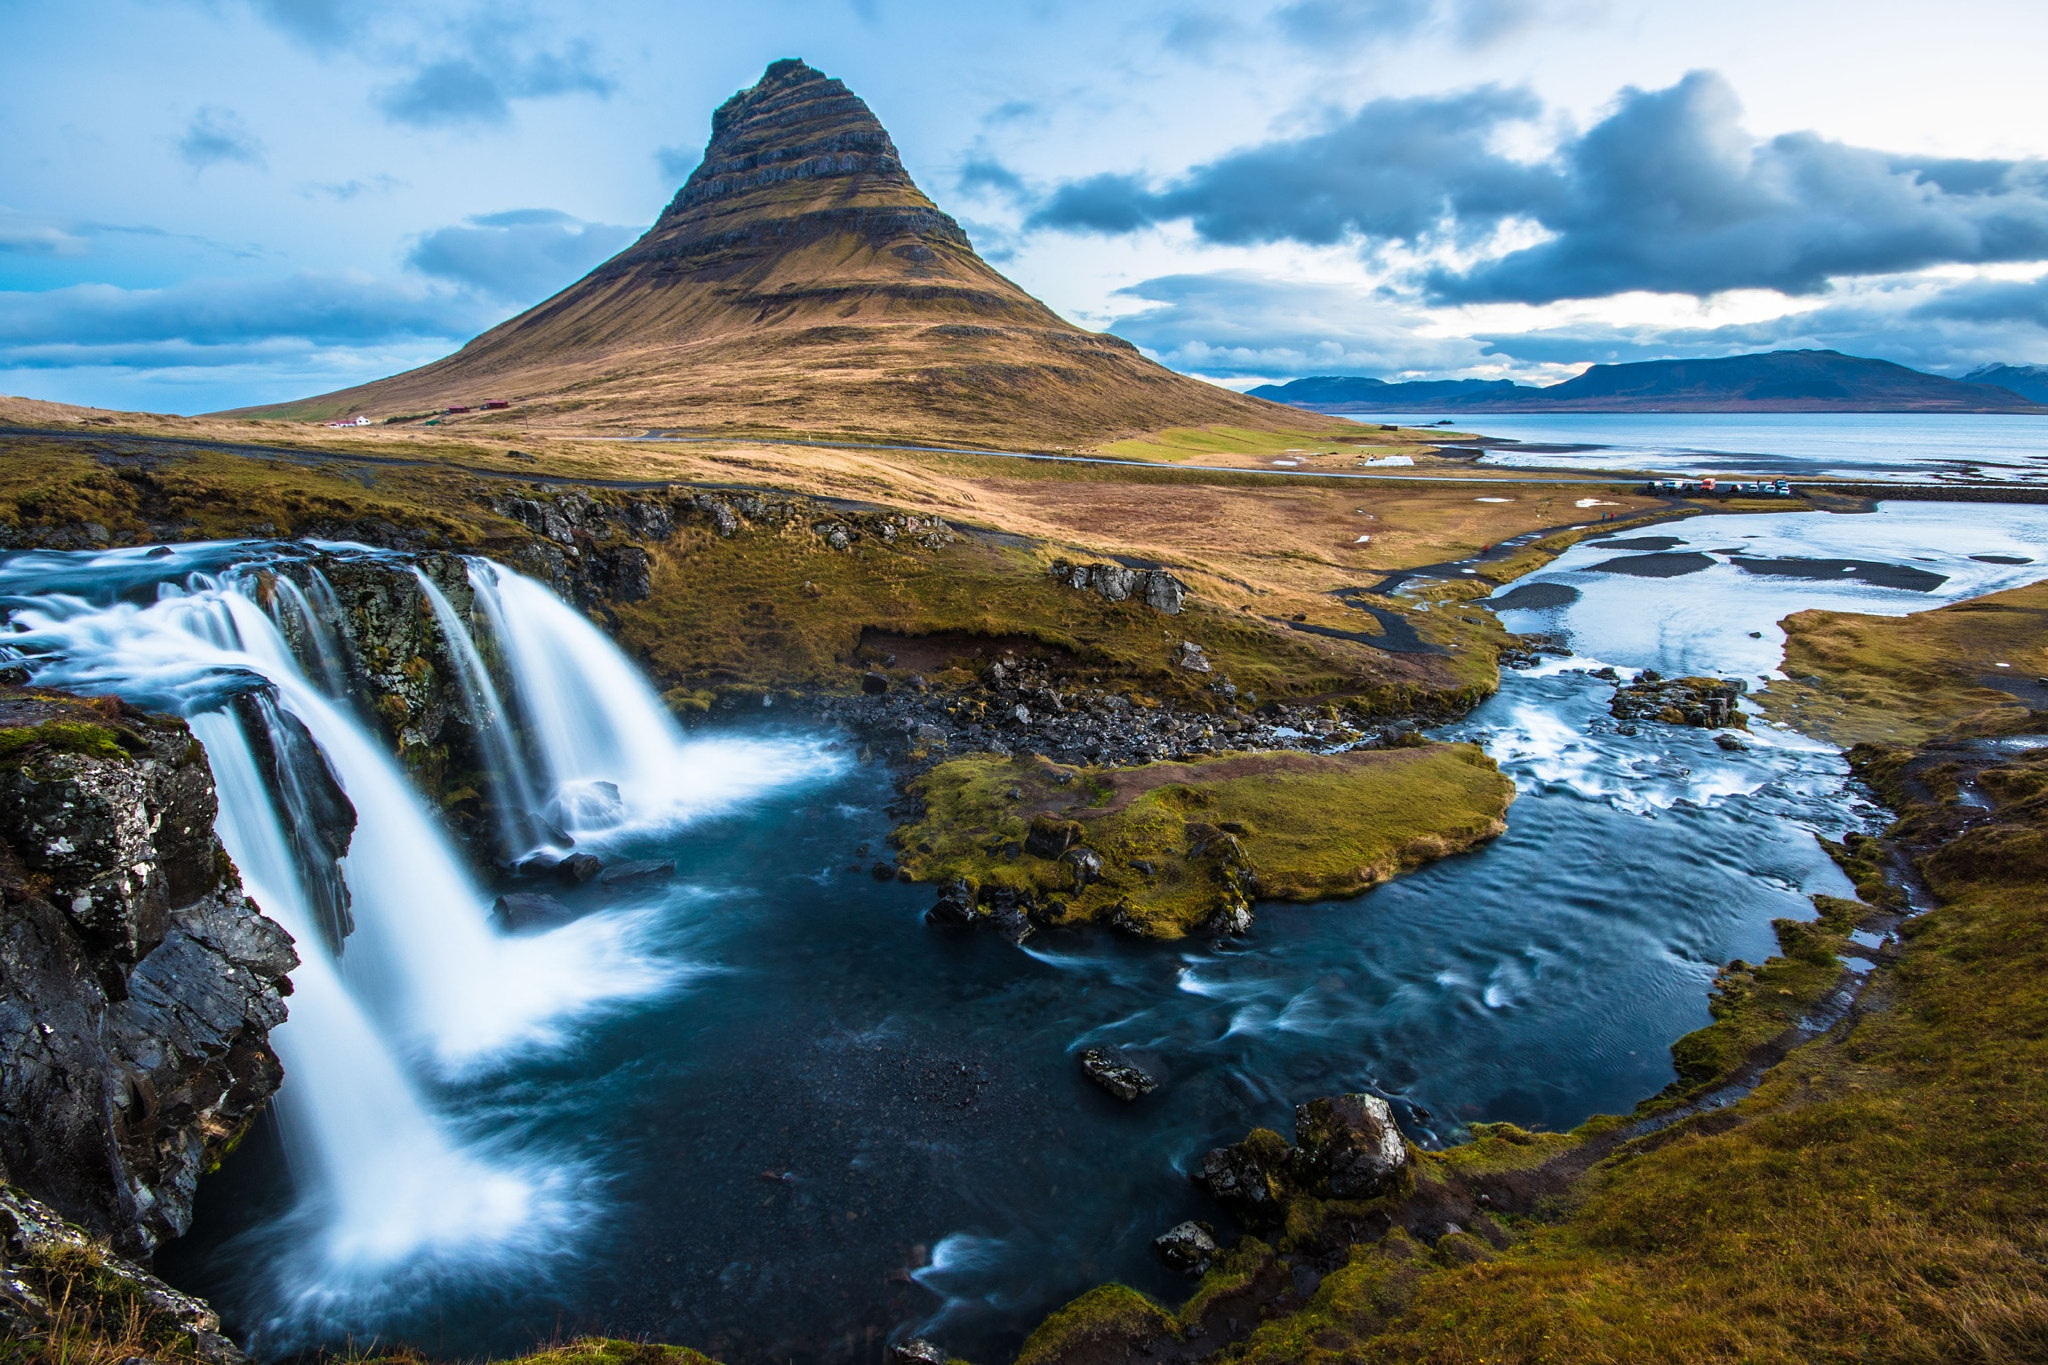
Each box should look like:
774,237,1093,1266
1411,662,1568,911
892,742,1514,937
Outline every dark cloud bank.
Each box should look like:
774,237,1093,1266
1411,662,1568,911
1031,70,2048,306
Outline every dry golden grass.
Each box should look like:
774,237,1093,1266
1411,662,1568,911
1762,578,2048,745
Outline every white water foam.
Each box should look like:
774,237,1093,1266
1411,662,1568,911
0,548,840,1342
194,707,569,1274
467,560,837,842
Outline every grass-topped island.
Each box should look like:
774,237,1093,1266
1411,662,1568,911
892,742,1515,937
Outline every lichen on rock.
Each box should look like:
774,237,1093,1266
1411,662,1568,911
0,687,299,1256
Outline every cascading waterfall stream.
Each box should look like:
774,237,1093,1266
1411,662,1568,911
267,572,350,700
0,542,838,1345
192,703,554,1269
466,558,824,840
413,570,551,856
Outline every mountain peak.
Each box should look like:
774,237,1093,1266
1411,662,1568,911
647,57,951,237
232,62,1298,446
550,56,1024,322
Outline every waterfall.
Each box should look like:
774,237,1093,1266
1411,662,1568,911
411,570,551,856
267,572,349,700
467,559,823,840
0,540,838,1342
9,581,672,1069
191,704,558,1269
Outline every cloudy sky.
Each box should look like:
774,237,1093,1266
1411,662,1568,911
5,0,2048,412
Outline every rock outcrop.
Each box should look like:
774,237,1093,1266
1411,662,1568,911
0,688,298,1257
1194,1093,1412,1227
1609,671,1748,732
1048,560,1187,615
0,1183,246,1363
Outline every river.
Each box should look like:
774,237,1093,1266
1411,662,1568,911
1,496,2042,1365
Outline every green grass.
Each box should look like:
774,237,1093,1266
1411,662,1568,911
893,743,1514,937
1024,740,2048,1362
1014,1285,1177,1365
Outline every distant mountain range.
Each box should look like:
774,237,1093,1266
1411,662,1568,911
1963,363,2048,406
1249,350,2047,414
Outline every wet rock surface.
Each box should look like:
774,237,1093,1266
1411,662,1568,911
1291,1093,1410,1200
1153,1220,1220,1275
890,1339,945,1365
1194,1093,1413,1228
1078,1047,1157,1102
600,858,676,886
1610,671,1749,731
0,688,298,1256
492,891,577,933
1194,1129,1295,1228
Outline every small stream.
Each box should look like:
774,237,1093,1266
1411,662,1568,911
3,499,2043,1365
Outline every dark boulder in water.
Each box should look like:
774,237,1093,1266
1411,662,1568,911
926,878,976,926
234,690,357,955
1195,1128,1294,1227
492,891,578,932
1153,1219,1220,1274
600,858,675,886
556,853,604,885
1079,1047,1157,1101
1612,674,1748,730
515,850,564,878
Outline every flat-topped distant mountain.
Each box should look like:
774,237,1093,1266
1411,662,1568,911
1256,350,2047,414
1963,363,2048,406
228,60,1301,448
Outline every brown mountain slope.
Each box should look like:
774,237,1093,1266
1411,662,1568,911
232,59,1304,448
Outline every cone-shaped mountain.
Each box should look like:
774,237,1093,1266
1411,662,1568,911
246,59,1298,446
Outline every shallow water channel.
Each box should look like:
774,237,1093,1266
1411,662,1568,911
109,501,2048,1363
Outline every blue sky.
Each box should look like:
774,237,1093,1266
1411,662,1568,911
4,0,2048,412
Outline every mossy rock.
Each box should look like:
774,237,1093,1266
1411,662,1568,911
1014,1284,1174,1365
894,742,1515,937
0,718,131,764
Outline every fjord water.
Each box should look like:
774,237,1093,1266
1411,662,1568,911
2,500,2042,1365
1352,412,2048,482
